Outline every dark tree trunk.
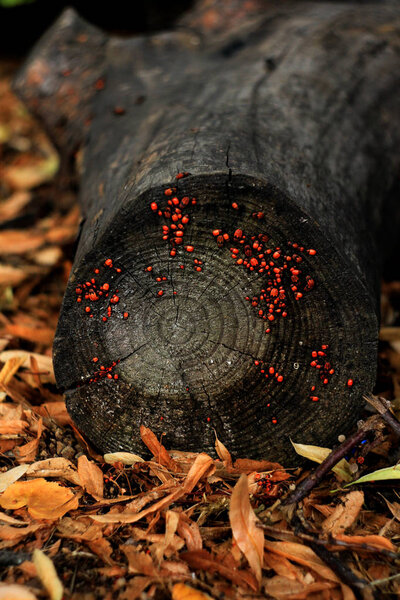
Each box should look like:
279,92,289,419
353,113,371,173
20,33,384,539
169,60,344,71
14,1,400,463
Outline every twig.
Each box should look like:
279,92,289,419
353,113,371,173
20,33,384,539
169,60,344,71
364,394,400,438
306,537,376,600
292,517,378,600
258,523,399,560
282,416,382,507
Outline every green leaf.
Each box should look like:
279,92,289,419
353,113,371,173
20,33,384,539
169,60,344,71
345,465,400,487
291,440,353,482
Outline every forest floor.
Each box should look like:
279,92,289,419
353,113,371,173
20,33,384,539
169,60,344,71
1,62,400,600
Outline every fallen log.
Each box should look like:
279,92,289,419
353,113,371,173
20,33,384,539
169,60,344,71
13,1,400,462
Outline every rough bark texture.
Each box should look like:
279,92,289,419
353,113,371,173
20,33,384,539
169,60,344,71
13,1,400,463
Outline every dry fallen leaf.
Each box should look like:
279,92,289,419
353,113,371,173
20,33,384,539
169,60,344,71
172,583,215,600
140,425,179,472
0,584,37,600
229,473,264,585
0,356,26,386
0,464,29,493
291,441,352,482
0,478,79,519
214,432,232,467
103,451,145,465
77,455,104,498
0,350,55,383
322,492,364,535
121,545,157,576
27,457,81,486
33,548,63,600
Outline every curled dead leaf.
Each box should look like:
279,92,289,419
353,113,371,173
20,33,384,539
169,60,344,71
322,492,364,535
229,473,264,585
77,455,104,498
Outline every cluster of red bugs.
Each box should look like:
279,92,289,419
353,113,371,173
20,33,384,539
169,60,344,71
88,358,120,384
212,227,316,330
150,185,197,258
309,344,334,402
75,258,128,323
254,472,274,494
254,360,284,384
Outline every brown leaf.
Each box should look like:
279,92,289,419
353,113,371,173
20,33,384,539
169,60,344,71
121,545,157,576
177,514,203,551
182,453,215,494
181,549,257,590
322,492,364,535
27,457,81,486
0,478,78,519
87,537,115,565
15,418,43,463
0,230,44,255
264,541,339,582
77,455,104,499
0,418,28,434
0,522,42,541
172,583,214,600
140,425,179,472
263,551,305,581
229,473,264,585
91,454,214,524
5,323,54,346
333,533,395,552
214,433,232,468
233,458,288,476
119,576,152,600
263,576,338,600
160,560,190,577
34,401,72,426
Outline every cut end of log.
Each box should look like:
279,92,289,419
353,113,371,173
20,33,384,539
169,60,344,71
53,174,377,463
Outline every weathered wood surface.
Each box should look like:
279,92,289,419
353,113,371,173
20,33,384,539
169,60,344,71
14,1,400,462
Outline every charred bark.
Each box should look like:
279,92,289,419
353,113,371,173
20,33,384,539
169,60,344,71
13,2,400,462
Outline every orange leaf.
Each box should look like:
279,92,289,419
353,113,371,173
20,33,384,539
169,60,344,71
214,433,232,467
35,402,72,426
78,455,104,499
229,473,264,585
264,541,338,582
172,583,214,600
334,533,395,552
6,323,54,346
140,425,179,472
0,478,78,519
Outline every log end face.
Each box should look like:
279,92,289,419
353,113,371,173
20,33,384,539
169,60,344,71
54,174,378,463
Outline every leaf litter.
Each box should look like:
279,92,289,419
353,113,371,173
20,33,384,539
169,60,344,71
0,64,400,600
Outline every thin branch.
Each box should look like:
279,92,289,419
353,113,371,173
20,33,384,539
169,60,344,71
281,416,382,507
364,394,400,438
258,523,399,560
